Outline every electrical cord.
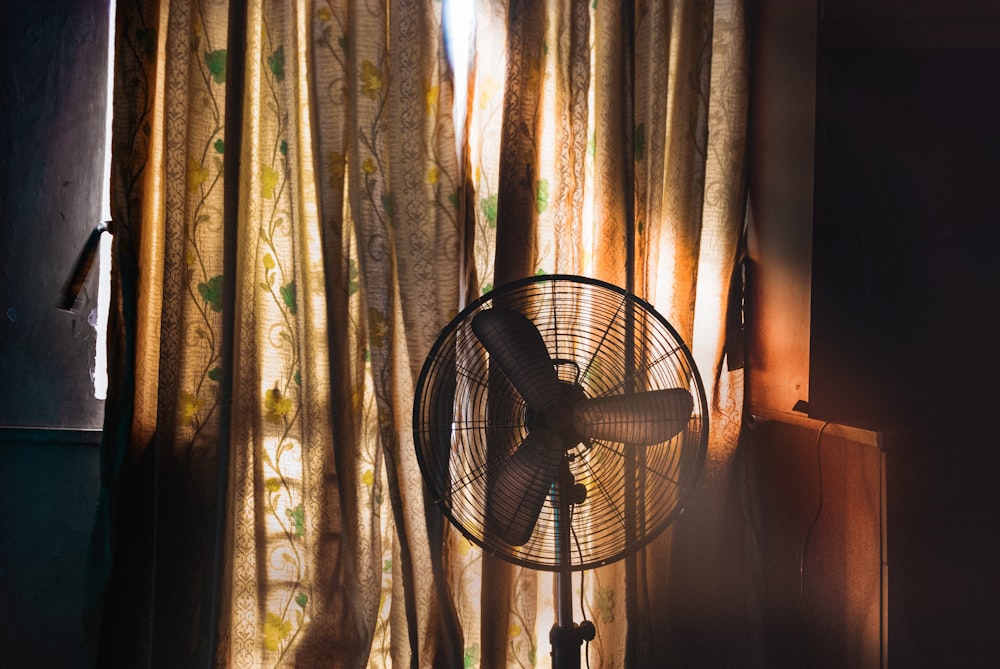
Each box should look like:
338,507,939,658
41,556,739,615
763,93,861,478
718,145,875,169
797,421,831,661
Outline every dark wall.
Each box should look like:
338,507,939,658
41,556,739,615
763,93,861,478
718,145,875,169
749,1,1000,666
748,415,883,669
809,8,1000,664
0,430,101,668
0,1,109,667
0,0,109,429
809,14,1000,430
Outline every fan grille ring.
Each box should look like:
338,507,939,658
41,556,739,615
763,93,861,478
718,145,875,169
413,275,708,571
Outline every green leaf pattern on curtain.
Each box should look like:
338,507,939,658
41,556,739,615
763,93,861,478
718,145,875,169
230,2,311,662
102,0,748,665
313,4,389,669
466,1,508,296
312,0,468,666
222,3,342,666
172,6,228,446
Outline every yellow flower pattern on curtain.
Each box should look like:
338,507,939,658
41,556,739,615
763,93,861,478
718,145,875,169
225,2,334,664
103,0,748,666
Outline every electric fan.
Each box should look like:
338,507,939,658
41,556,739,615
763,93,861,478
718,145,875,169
413,274,708,668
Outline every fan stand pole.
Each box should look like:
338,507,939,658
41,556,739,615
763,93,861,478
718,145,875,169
550,466,595,669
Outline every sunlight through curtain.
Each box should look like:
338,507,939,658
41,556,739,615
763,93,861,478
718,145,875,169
95,0,750,667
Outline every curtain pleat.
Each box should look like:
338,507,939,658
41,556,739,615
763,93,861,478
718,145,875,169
662,2,760,666
627,4,715,667
94,0,154,660
547,0,590,273
492,0,545,286
588,0,629,291
310,3,381,667
94,0,752,667
480,1,548,666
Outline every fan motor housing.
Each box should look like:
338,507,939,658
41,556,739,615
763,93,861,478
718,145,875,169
524,380,588,450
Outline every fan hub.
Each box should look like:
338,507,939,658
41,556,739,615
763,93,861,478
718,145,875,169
525,381,586,449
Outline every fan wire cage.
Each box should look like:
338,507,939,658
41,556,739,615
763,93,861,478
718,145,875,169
413,274,708,571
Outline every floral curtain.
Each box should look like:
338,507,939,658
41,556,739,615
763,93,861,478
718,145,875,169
93,0,751,667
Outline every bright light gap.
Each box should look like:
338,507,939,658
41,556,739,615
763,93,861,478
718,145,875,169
94,0,117,400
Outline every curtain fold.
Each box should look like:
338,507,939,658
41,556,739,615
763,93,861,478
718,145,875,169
93,0,753,667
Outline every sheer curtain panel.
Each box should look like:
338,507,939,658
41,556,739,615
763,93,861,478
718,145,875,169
92,1,754,667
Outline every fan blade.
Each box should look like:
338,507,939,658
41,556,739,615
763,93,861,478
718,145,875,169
485,428,563,546
471,308,561,411
574,388,694,446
